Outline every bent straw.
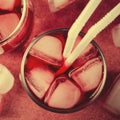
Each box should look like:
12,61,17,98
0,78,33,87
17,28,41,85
56,3,120,76
63,0,102,59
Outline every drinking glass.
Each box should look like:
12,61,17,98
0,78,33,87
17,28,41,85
20,28,107,113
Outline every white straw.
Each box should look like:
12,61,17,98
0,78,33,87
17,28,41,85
64,3,120,67
63,0,102,59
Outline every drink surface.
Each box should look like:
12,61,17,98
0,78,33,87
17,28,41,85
23,29,106,113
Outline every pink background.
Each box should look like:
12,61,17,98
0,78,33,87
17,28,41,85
0,0,120,119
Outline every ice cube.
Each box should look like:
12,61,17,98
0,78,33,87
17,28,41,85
73,43,98,68
71,36,98,68
70,58,103,92
104,74,120,115
0,13,19,39
112,24,120,47
48,0,76,12
30,35,63,66
0,64,14,94
26,62,55,99
0,0,20,11
45,76,82,109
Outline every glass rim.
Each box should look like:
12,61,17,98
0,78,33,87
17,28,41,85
20,28,107,113
0,0,28,43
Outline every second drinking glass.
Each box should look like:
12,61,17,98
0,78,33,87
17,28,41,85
0,0,33,54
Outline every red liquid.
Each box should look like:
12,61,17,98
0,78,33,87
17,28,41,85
0,0,33,54
24,29,105,112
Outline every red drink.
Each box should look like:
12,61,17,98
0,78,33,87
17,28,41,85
20,28,107,113
0,0,33,54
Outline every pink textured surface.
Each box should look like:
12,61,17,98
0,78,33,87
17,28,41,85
0,0,120,119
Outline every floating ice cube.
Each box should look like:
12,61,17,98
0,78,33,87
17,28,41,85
73,43,98,68
30,35,63,66
70,36,98,68
104,74,120,115
0,13,19,39
26,62,55,99
0,64,14,94
0,0,20,11
45,76,82,109
112,24,120,47
70,58,103,92
48,0,76,12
